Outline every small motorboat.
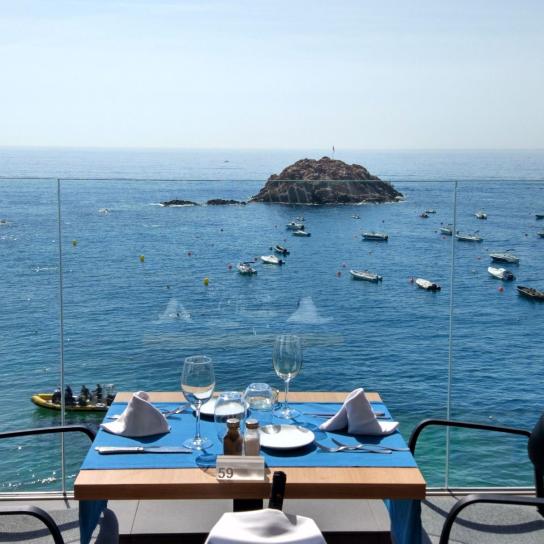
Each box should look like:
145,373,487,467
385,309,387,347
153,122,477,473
538,231,544,238
237,262,257,275
293,230,311,237
475,210,487,220
439,225,453,236
286,222,304,230
352,214,360,219
419,212,429,218
488,267,515,281
425,209,437,214
535,213,544,220
261,255,284,265
350,269,383,282
415,278,441,291
490,252,520,264
362,231,388,241
273,245,290,255
517,285,544,301
456,232,483,242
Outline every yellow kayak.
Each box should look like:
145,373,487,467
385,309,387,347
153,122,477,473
31,393,108,412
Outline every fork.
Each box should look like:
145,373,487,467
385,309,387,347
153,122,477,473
107,405,188,420
315,442,392,454
331,438,410,452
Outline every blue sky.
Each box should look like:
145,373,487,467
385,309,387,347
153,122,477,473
1,0,543,149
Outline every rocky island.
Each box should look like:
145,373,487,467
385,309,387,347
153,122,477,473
251,156,403,204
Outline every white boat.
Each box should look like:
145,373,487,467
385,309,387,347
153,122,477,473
475,211,487,220
538,231,544,238
237,262,257,275
362,231,388,241
439,225,453,235
490,252,520,264
535,213,544,220
415,278,441,291
98,208,111,215
487,267,515,281
456,232,483,242
350,270,382,282
261,255,284,265
425,209,437,214
286,222,304,230
352,214,360,219
293,230,311,237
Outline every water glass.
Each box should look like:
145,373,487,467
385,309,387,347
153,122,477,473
243,383,275,427
181,355,215,450
214,391,246,443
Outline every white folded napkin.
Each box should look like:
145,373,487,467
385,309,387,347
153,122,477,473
205,508,326,544
319,388,399,435
100,391,170,437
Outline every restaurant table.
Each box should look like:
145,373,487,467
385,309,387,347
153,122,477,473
75,391,426,544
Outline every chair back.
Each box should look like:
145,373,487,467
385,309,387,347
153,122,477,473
528,414,544,474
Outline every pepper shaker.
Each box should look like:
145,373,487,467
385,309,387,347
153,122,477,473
223,418,243,455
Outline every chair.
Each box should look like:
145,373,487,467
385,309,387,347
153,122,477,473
206,471,326,544
409,413,544,543
0,425,118,543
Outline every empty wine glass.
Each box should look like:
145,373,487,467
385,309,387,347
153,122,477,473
181,355,215,450
243,383,274,427
272,335,303,419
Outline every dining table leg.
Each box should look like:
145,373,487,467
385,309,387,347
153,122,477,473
384,498,422,544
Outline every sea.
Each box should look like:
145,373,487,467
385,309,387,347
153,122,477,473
0,147,543,491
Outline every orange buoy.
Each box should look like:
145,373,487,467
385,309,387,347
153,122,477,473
498,286,504,293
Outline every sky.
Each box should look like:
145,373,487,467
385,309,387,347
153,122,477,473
1,0,543,149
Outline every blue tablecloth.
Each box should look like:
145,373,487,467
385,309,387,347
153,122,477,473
79,401,422,544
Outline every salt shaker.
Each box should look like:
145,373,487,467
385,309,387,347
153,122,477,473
243,418,260,455
223,418,243,455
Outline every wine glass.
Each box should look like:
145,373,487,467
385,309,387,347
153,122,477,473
272,335,303,419
181,355,215,450
243,383,275,427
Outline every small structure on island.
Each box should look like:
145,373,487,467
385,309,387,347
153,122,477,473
251,156,403,205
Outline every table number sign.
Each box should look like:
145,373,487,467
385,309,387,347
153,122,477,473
216,455,265,481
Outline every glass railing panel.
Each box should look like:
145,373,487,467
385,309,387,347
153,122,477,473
0,178,64,492
446,180,544,488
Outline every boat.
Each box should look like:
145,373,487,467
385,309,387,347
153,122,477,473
490,252,520,264
286,222,304,230
273,245,290,255
439,225,453,235
293,230,311,237
261,255,284,265
419,212,429,218
98,208,111,215
237,262,257,275
517,285,544,301
350,270,382,282
538,232,544,238
362,231,388,241
456,232,483,242
352,214,360,219
415,278,441,291
475,211,487,219
487,267,515,281
425,209,437,214
535,213,544,220
31,393,110,412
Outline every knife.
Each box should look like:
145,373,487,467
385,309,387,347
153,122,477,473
96,446,192,454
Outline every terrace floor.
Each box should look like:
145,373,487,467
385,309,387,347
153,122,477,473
0,492,543,543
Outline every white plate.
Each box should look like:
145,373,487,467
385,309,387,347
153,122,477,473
259,424,315,450
191,398,245,419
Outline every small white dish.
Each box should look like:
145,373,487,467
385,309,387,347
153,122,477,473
259,424,315,450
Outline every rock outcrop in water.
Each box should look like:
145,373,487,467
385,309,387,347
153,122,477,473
206,199,246,205
161,199,199,207
251,156,402,204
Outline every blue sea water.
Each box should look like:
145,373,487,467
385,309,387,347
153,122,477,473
0,147,543,491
